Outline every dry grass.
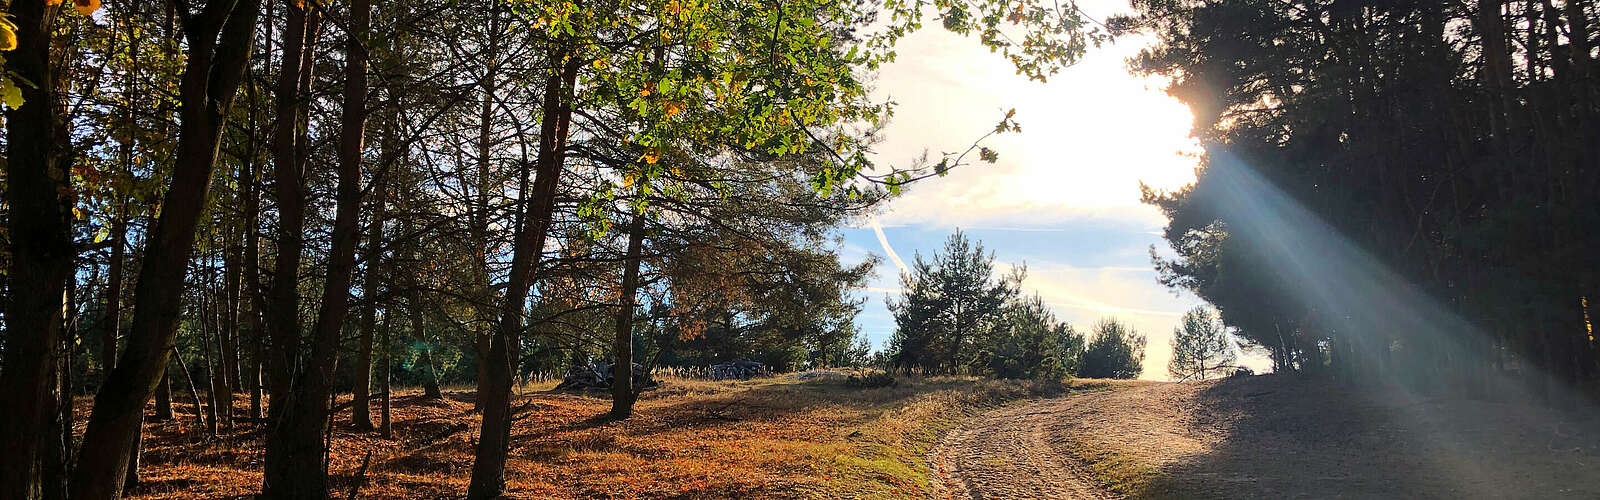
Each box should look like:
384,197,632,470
98,373,1087,499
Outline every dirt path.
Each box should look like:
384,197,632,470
929,376,1600,499
928,398,1110,499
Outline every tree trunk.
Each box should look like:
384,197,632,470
1568,0,1592,80
611,211,648,419
409,287,444,400
105,220,127,378
202,287,221,437
1477,0,1515,132
69,1,261,497
351,5,384,430
260,4,319,496
224,225,242,396
243,169,266,420
154,372,173,420
352,154,387,431
379,311,394,439
467,47,581,500
472,20,501,410
265,0,318,424
42,341,68,500
173,346,209,438
262,0,369,495
0,1,72,496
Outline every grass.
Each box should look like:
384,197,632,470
106,372,1115,499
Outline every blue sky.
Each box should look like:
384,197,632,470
832,0,1272,379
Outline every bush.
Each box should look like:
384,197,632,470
847,371,897,389
1078,318,1147,379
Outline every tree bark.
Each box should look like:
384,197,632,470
105,220,127,378
1568,0,1592,80
351,1,382,431
265,0,318,424
611,211,648,418
223,224,242,396
243,129,266,421
0,1,72,496
467,47,581,500
262,0,369,495
154,372,173,420
201,282,221,437
379,311,394,439
409,284,444,400
69,1,261,498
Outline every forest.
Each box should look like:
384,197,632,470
3,0,1599,498
1123,0,1600,398
0,0,1106,498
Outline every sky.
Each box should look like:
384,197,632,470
834,0,1271,380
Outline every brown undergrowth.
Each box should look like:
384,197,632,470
94,374,1079,499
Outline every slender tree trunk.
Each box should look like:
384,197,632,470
105,220,127,377
611,212,648,418
265,0,318,424
244,153,266,421
351,7,385,431
1477,0,1516,132
69,2,261,497
352,165,387,430
468,47,581,500
154,372,173,420
173,346,209,438
0,1,71,496
224,226,242,396
379,311,394,439
1568,0,1592,80
208,243,232,428
260,4,319,497
42,339,68,500
409,286,444,400
262,0,369,495
202,287,221,436
472,15,502,409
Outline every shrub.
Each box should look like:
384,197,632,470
847,371,897,388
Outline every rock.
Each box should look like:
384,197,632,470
554,362,659,391
710,360,767,380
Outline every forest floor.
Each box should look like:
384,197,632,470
101,373,1127,499
930,374,1600,499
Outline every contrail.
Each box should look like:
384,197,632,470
870,218,910,275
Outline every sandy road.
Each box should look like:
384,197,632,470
927,392,1121,500
928,376,1600,500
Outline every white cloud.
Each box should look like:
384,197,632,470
869,218,910,275
866,0,1200,229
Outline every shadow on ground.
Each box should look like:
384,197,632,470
1140,375,1600,499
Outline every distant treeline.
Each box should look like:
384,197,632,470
1118,1,1600,397
883,231,1148,380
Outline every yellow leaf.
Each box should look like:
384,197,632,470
73,0,101,15
0,17,17,51
46,0,64,6
666,0,685,16
663,100,684,117
641,150,660,164
623,173,637,188
1,80,23,109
